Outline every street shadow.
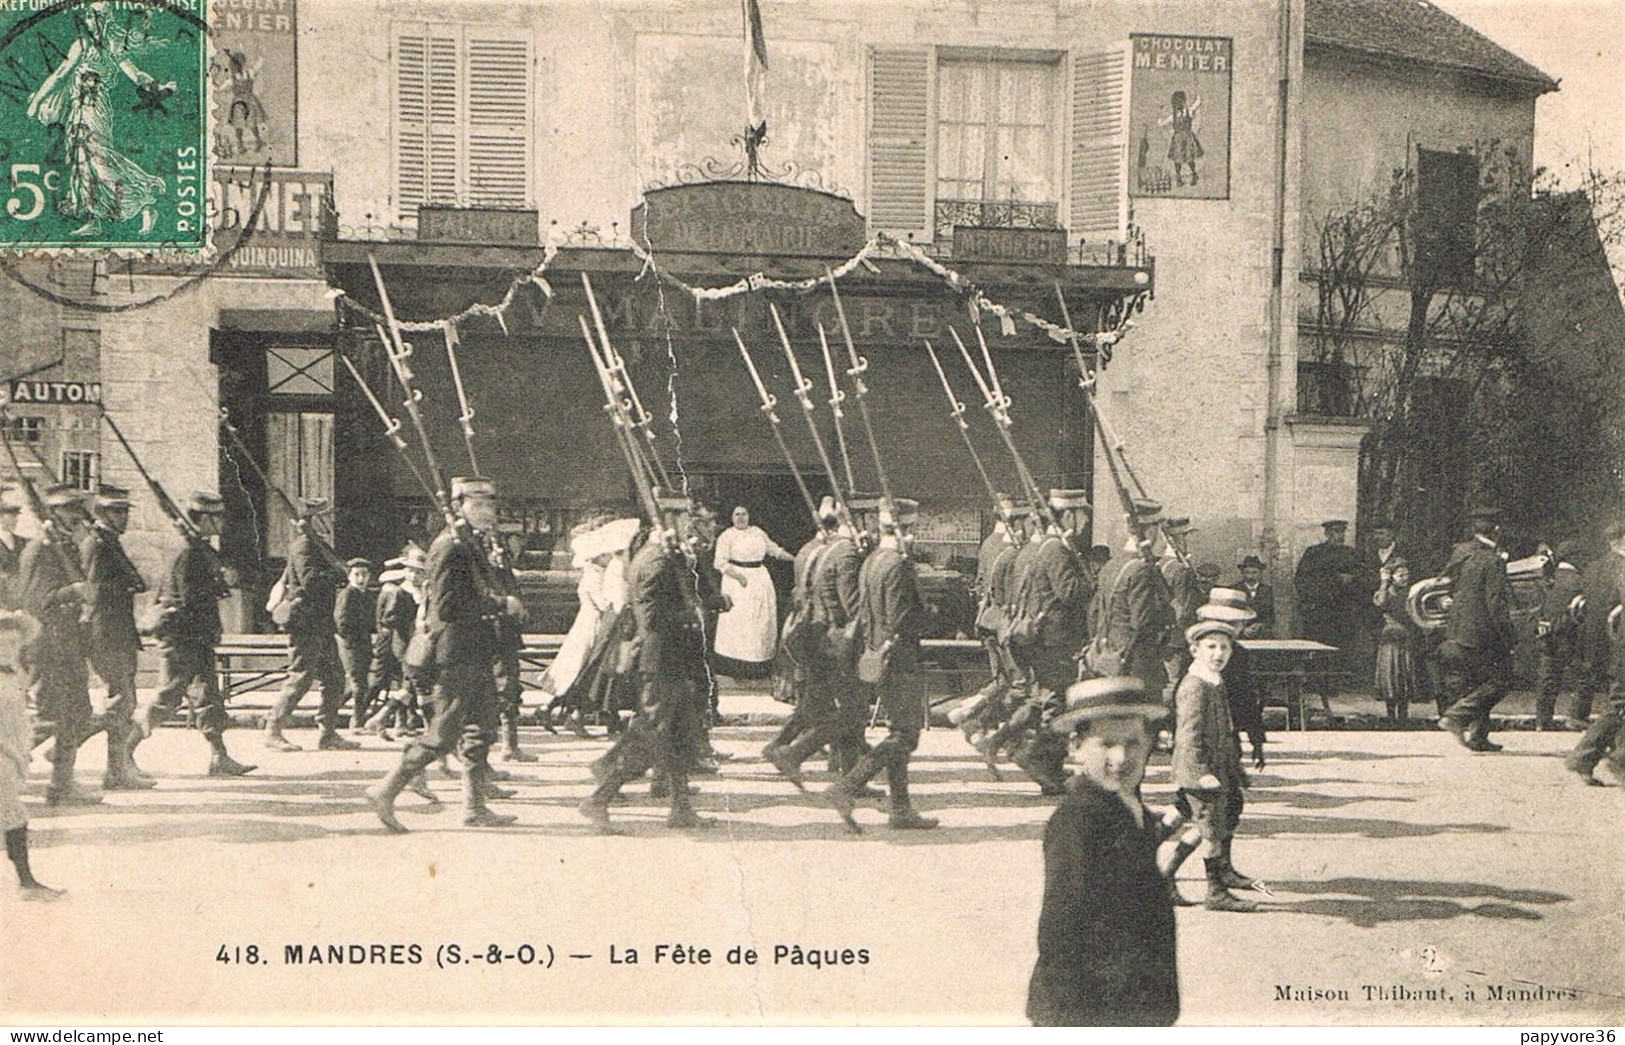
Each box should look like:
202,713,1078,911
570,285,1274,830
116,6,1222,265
1238,812,1510,839
1252,876,1567,928
1268,749,1447,763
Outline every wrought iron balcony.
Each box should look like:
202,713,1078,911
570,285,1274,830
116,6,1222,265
933,198,1061,241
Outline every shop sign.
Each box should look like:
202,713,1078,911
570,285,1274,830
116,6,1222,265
633,182,866,256
953,227,1068,264
212,167,332,278
6,381,102,405
418,206,541,246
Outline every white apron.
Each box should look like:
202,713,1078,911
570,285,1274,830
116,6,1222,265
540,561,606,696
713,526,780,665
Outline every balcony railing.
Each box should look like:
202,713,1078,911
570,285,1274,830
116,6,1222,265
933,198,1061,241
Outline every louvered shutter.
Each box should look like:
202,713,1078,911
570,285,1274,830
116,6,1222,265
465,32,531,207
426,31,461,205
1068,47,1128,247
867,47,933,242
393,27,428,221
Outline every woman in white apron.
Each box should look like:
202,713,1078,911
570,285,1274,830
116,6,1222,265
540,520,612,700
711,506,793,678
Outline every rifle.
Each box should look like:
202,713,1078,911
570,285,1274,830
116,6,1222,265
0,407,85,583
582,273,675,491
218,410,349,573
921,339,1001,509
98,409,207,547
441,323,480,474
733,327,819,523
816,323,859,494
825,268,895,513
769,304,859,535
1053,285,1161,564
948,327,1052,528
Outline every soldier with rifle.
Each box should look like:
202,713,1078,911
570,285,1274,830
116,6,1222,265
18,484,98,804
367,475,521,831
1159,517,1203,701
265,497,360,753
825,497,938,833
955,499,1031,749
1088,501,1175,708
484,530,536,765
80,484,153,790
130,492,257,778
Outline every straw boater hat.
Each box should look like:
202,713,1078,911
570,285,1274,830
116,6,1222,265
1050,677,1167,734
1162,516,1196,537
1196,588,1257,625
345,556,372,571
187,491,225,515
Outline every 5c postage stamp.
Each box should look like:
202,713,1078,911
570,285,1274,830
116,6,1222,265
0,0,207,252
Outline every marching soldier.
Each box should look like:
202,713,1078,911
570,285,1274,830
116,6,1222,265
0,485,27,610
761,497,839,787
825,497,938,833
484,531,536,764
1534,541,1585,731
1,610,61,899
334,557,377,730
265,498,359,752
21,485,97,805
366,476,522,831
1090,500,1176,707
1159,517,1202,697
1437,506,1516,752
579,491,719,832
80,484,153,790
1564,521,1625,784
815,492,879,780
954,499,1029,746
977,506,1049,774
129,492,255,778
358,547,426,738
1008,490,1094,795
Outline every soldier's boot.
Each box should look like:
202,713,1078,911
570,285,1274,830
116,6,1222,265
6,827,64,901
125,703,161,778
772,729,832,791
1215,840,1262,891
264,717,302,752
317,723,361,751
365,761,420,833
206,735,257,777
1013,732,1070,796
977,716,1027,781
103,721,156,790
462,764,517,828
407,771,440,804
825,750,885,834
884,763,938,831
1159,838,1200,907
663,759,714,830
499,718,538,763
1203,858,1258,912
45,741,101,807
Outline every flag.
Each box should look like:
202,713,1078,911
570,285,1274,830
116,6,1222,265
743,0,768,135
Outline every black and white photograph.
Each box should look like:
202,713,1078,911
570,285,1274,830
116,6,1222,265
1,0,1623,1029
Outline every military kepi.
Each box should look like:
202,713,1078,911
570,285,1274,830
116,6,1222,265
1051,677,1166,734
95,484,132,510
878,498,919,529
1048,488,1090,512
187,491,225,515
451,476,495,500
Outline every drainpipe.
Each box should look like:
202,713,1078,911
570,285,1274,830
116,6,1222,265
1260,0,1296,583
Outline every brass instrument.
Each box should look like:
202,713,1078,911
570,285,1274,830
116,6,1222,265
1406,552,1551,631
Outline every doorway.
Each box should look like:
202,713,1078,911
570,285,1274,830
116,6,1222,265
689,468,830,616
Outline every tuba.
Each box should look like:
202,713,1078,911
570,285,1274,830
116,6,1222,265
1406,552,1551,631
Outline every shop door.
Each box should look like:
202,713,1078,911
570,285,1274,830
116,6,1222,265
265,412,334,558
692,470,829,617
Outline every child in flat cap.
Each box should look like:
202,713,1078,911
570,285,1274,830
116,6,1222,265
0,611,63,899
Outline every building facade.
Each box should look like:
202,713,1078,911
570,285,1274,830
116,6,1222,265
0,0,1584,633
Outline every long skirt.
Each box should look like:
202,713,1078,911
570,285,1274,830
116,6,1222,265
714,564,777,673
1375,640,1420,714
541,601,602,697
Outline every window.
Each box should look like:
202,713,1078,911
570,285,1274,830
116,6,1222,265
935,54,1061,227
267,346,335,396
8,416,43,444
60,450,99,491
393,24,533,223
1415,148,1479,288
868,46,1125,248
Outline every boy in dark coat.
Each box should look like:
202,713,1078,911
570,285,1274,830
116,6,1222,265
1027,676,1179,1027
334,557,377,727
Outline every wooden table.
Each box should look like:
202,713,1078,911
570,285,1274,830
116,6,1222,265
1239,638,1339,731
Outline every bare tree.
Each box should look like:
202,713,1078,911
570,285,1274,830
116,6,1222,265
1304,143,1625,566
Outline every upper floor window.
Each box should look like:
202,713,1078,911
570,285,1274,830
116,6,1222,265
7,416,44,444
1414,148,1478,288
393,25,533,224
60,450,99,492
868,45,1125,252
935,54,1061,213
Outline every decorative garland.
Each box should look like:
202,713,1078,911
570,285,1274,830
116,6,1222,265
327,230,1136,355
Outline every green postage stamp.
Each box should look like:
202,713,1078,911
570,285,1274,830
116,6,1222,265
0,0,207,252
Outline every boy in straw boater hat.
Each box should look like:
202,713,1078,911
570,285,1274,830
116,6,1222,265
1159,619,1263,912
1026,676,1179,1027
0,610,63,899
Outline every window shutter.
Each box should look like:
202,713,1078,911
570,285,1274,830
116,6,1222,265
465,32,532,207
867,47,933,242
426,31,461,205
393,27,428,221
1068,46,1128,248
